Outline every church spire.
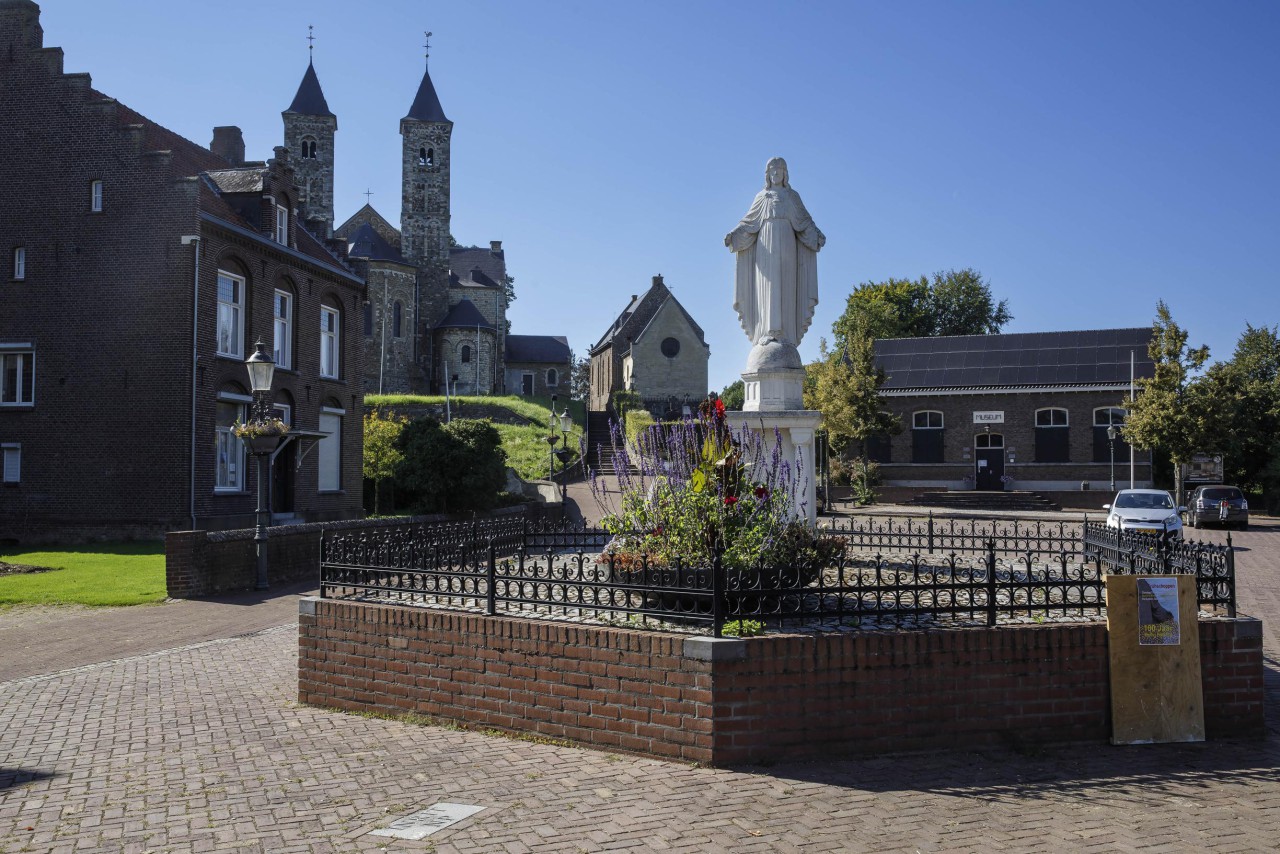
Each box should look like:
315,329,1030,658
285,28,334,117
404,30,448,122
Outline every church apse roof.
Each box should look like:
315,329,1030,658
435,299,494,331
346,222,406,263
285,61,335,117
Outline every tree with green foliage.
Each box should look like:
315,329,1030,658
720,380,745,411
1192,324,1280,510
395,417,508,513
832,268,1011,349
805,327,901,456
569,350,591,402
363,409,407,515
1122,302,1213,505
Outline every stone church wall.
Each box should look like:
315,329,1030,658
361,263,418,395
631,301,708,411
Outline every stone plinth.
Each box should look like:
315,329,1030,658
741,338,804,412
730,410,821,523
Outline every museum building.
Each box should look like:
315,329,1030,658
869,328,1155,496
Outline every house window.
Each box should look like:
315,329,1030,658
911,410,944,464
273,289,293,370
320,305,340,378
461,345,471,364
547,368,558,387
393,301,402,338
275,204,289,245
90,180,103,212
216,270,244,358
318,407,343,491
2,444,19,484
1093,407,1129,463
362,302,373,336
1034,407,1070,463
12,247,25,280
215,397,248,491
0,350,35,406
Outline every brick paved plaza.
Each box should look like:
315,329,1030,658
1,521,1277,853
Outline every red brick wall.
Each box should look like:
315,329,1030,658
298,600,1264,765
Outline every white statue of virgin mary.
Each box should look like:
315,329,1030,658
725,157,825,347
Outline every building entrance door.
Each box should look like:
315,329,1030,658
521,373,533,396
975,432,1005,491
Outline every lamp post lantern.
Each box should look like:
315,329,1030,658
554,404,573,505
245,340,279,591
1106,425,1118,493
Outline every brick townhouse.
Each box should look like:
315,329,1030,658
0,0,364,541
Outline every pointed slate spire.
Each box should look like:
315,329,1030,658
286,60,334,117
404,65,448,122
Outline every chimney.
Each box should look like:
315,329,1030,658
489,240,502,254
0,1,43,54
210,126,244,166
652,274,663,287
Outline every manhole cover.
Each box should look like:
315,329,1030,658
370,803,485,841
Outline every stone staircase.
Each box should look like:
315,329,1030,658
903,490,1060,512
585,410,631,476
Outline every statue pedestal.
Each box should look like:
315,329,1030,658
742,339,804,412
731,410,821,525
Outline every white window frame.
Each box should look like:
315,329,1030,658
912,410,944,430
1094,407,1126,427
0,347,35,406
318,406,344,492
1035,407,1069,427
214,393,251,492
320,306,340,378
2,443,19,484
273,289,293,370
275,204,289,245
216,270,245,358
90,180,103,212
12,247,25,280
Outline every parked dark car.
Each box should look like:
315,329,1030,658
1187,485,1249,530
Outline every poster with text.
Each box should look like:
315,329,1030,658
1137,577,1180,645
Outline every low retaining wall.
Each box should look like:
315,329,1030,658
166,506,539,598
297,600,1264,765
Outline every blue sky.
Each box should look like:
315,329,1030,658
40,0,1279,391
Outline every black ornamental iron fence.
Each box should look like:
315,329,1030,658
318,517,1236,636
819,512,1083,558
1081,521,1236,616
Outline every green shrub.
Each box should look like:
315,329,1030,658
624,410,656,446
721,619,765,637
611,389,641,420
395,417,507,513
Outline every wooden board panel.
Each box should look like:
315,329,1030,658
1106,574,1204,744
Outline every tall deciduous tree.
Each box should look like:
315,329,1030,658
1122,301,1212,505
569,350,591,402
1194,324,1280,509
832,268,1011,350
720,380,745,411
363,409,407,515
805,328,901,456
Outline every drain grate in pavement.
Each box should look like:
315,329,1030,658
370,803,485,841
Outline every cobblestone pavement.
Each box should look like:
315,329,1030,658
0,521,1276,853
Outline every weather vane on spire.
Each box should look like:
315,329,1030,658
307,25,315,60
424,30,432,65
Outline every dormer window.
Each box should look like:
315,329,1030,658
275,204,289,245
90,180,103,212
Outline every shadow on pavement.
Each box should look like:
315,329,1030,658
0,768,57,791
186,577,318,607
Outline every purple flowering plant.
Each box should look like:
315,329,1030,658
589,396,841,571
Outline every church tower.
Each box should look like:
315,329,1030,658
400,39,452,270
283,33,337,238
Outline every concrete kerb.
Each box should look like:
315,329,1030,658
683,636,747,662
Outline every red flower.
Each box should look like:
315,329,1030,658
724,495,739,507
754,486,769,500
652,526,664,536
714,399,726,420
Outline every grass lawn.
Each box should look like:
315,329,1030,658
0,541,167,608
366,394,585,482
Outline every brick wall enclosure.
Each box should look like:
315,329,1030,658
298,600,1264,765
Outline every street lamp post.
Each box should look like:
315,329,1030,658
245,341,278,591
554,404,574,504
1107,425,1117,493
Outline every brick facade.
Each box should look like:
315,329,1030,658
298,601,1264,765
877,389,1153,492
0,2,363,542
